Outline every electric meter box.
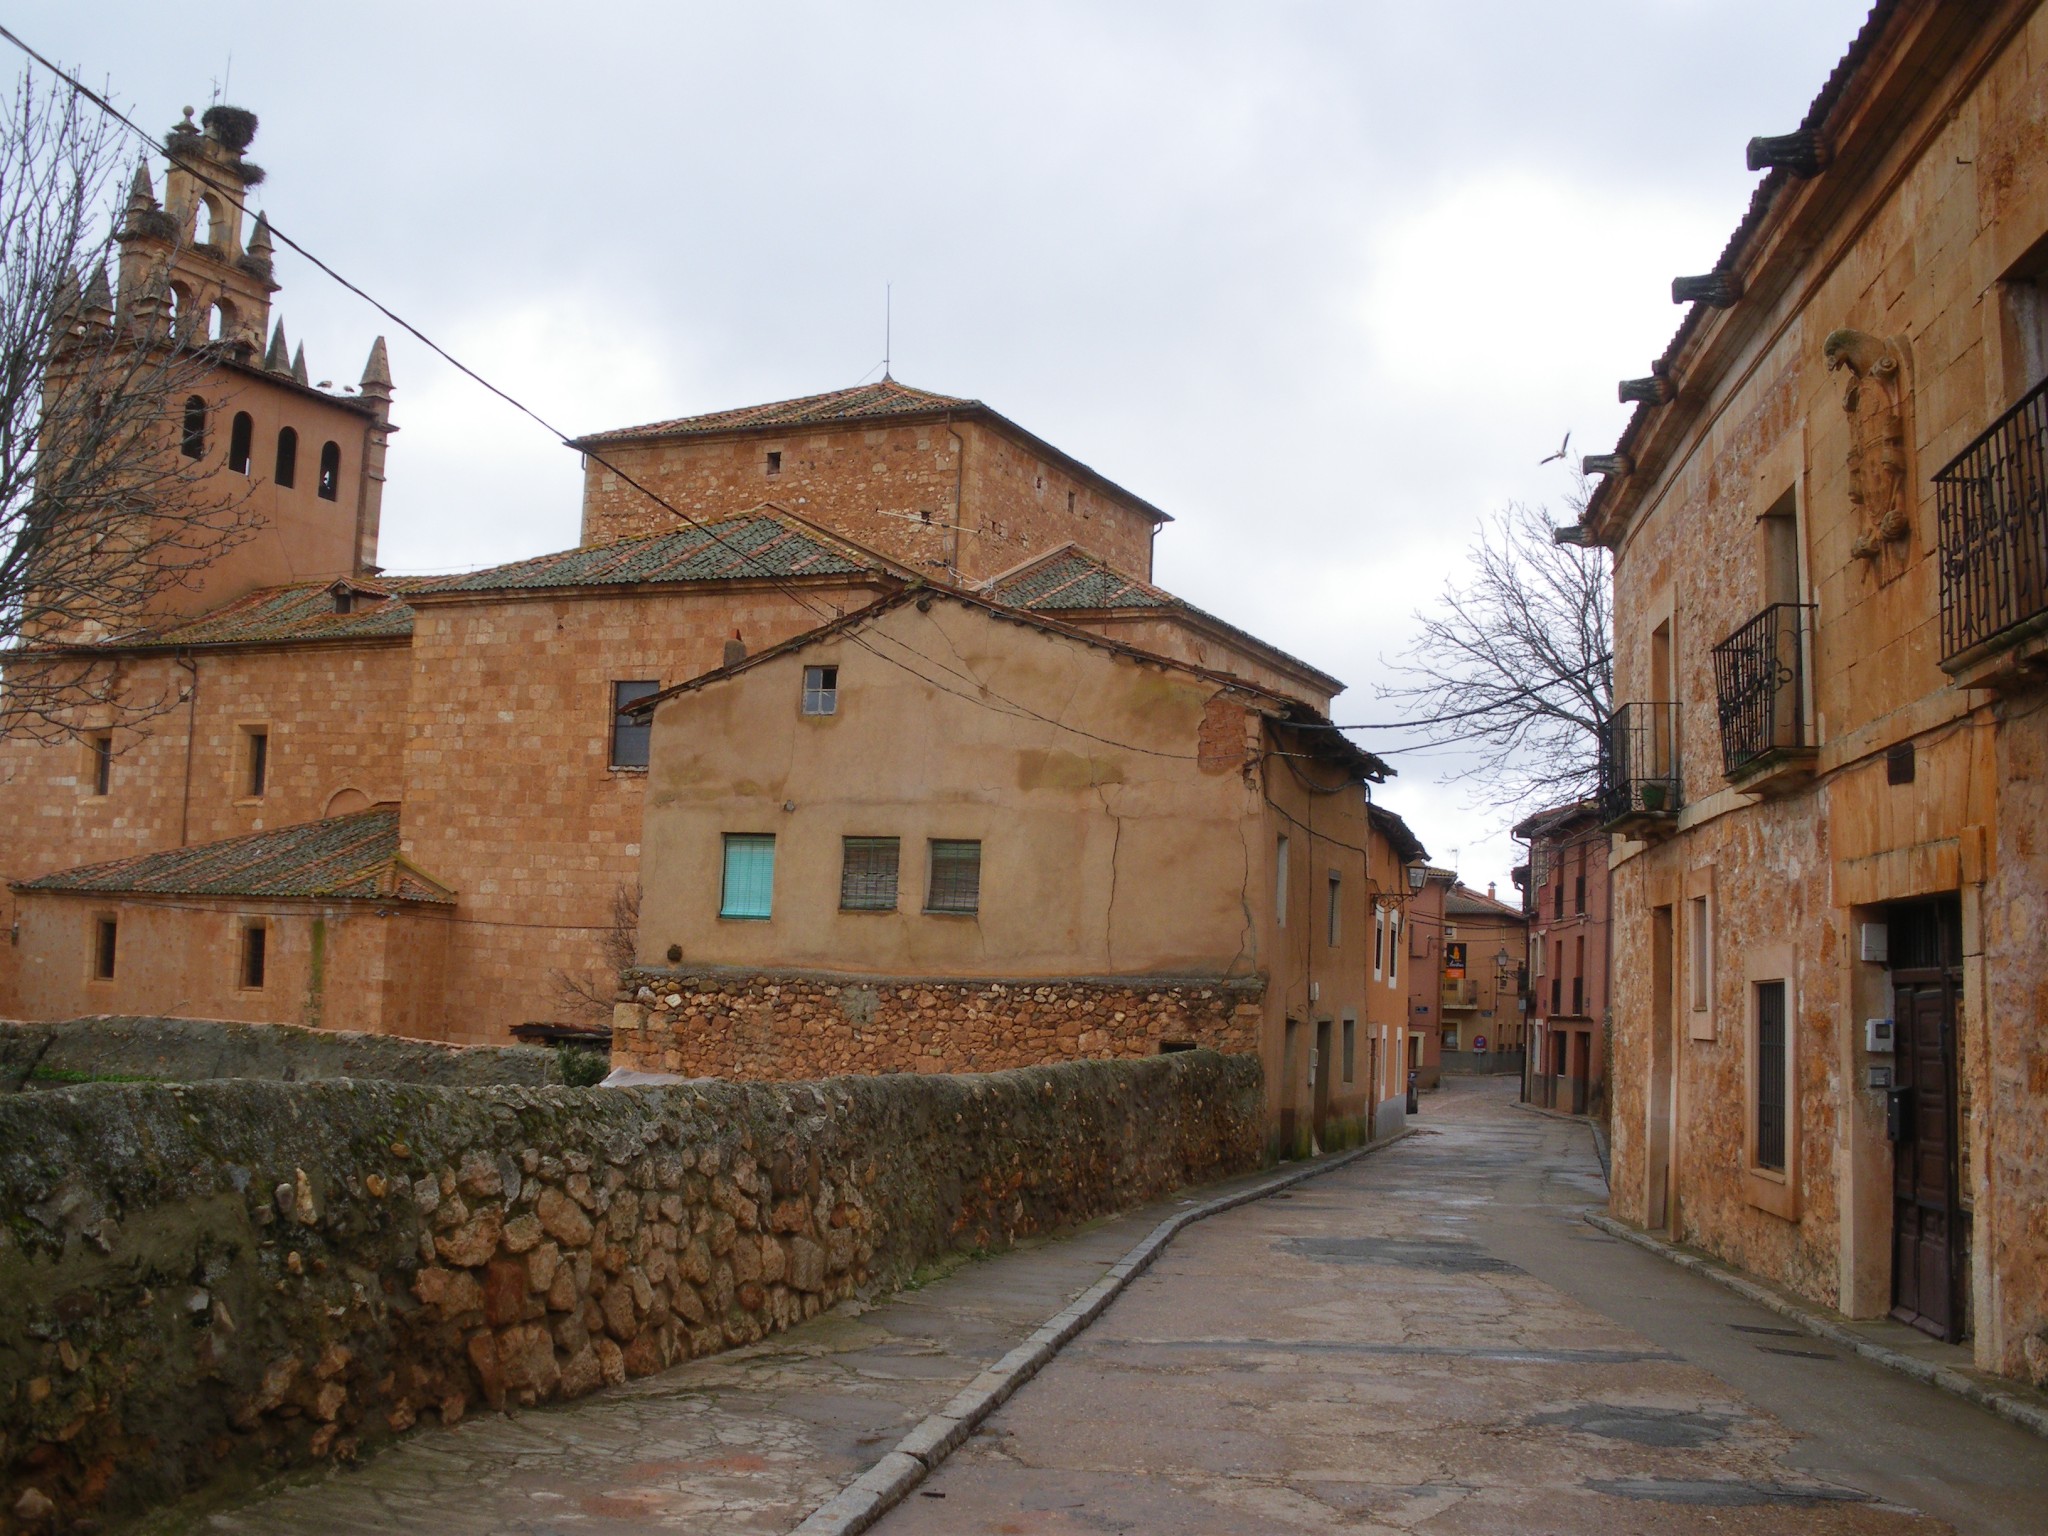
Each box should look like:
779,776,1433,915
1866,1017,1895,1053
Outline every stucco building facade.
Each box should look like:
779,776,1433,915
1518,800,1610,1116
1575,0,2048,1389
619,588,1427,1152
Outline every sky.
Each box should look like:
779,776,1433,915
21,0,1875,893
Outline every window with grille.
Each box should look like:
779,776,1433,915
611,680,659,768
802,665,838,716
720,834,776,919
926,839,981,914
1755,980,1787,1172
840,836,900,910
241,924,267,990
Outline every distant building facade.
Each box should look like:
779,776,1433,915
1517,800,1609,1116
1576,0,2048,1390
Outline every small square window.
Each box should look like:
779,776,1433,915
766,450,782,475
611,680,660,768
88,733,111,796
840,836,900,910
802,665,838,716
92,915,117,980
241,924,267,990
721,833,776,919
926,839,981,915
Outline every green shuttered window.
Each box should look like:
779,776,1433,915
720,834,776,919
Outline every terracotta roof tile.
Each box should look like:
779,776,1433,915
571,378,979,446
140,580,426,648
16,808,452,903
407,513,876,595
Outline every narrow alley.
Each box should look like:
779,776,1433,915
879,1078,2048,1534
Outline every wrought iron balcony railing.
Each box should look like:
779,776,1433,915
1711,603,1815,776
1936,374,2048,664
1599,702,1681,829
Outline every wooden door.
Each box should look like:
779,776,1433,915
1889,900,1964,1341
1313,1020,1333,1142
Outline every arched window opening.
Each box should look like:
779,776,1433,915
274,426,298,488
165,282,189,340
317,441,341,501
208,299,235,344
227,412,253,474
193,197,214,246
181,396,207,459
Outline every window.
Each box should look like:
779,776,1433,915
926,839,982,914
181,395,206,459
244,729,268,798
802,665,838,716
1275,835,1289,927
240,923,267,990
1754,980,1788,1172
1553,880,1563,920
92,916,117,980
1372,904,1385,978
610,680,659,768
765,450,782,475
1573,863,1586,916
333,588,355,615
1387,911,1400,985
1341,1016,1356,1083
720,834,776,919
1067,490,1076,513
1572,935,1585,1016
88,733,111,796
275,426,298,488
317,440,341,501
1533,941,1545,977
1327,872,1341,948
1689,896,1710,1012
839,836,900,911
228,411,253,474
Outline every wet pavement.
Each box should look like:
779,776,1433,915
876,1076,2048,1535
154,1077,2048,1534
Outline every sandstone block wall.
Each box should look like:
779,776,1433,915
0,1052,1261,1528
611,966,1264,1079
0,1016,561,1093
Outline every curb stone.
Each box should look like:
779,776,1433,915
787,1128,1416,1535
1586,1211,2048,1443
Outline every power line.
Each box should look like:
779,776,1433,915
1,26,1398,775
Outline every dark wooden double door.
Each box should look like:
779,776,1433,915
1889,899,1966,1342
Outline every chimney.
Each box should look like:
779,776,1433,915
723,631,747,669
1488,881,1496,901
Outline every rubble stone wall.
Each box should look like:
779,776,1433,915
0,1015,560,1094
0,1052,1260,1529
611,966,1265,1079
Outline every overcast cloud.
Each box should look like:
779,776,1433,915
24,0,1873,889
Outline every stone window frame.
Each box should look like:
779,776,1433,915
1685,863,1717,1041
1741,940,1800,1221
89,911,118,983
234,723,270,805
238,917,269,992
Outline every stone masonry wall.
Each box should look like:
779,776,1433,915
0,1016,561,1094
611,966,1265,1079
0,1052,1261,1529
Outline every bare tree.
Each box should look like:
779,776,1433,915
0,71,253,741
552,881,641,1023
1378,486,1612,816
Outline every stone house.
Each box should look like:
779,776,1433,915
617,586,1428,1151
1432,883,1528,1074
0,96,1423,1065
1516,800,1609,1116
1571,0,2048,1388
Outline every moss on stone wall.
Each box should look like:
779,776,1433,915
0,1051,1260,1528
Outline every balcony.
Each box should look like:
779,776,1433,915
1599,702,1681,839
1441,977,1480,1010
1711,603,1817,794
1936,374,2048,690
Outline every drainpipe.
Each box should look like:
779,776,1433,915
175,652,199,846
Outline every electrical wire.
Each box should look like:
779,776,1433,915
2,25,1414,773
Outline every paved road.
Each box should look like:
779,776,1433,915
878,1076,2048,1535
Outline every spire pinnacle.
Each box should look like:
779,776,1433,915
265,319,289,372
360,335,392,390
290,343,308,386
126,159,155,212
246,210,273,259
82,265,113,319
